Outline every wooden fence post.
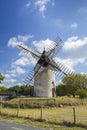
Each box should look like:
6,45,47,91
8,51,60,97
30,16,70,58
0,103,2,115
17,100,20,117
41,106,43,120
73,107,76,125
0,98,2,115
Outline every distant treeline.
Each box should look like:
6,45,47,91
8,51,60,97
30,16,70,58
0,74,87,98
0,85,34,97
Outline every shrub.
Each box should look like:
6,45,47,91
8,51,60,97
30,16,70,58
75,89,87,99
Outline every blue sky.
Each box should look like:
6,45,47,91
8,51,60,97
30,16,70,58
0,0,87,87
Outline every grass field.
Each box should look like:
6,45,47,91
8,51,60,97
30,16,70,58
7,96,87,108
0,103,87,129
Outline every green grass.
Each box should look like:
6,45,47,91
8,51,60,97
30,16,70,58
0,97,87,130
7,96,87,108
0,105,87,130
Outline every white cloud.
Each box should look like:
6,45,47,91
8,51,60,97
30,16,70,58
5,74,11,79
18,52,36,65
12,57,30,67
9,66,25,75
8,66,25,76
3,66,25,87
17,83,22,86
70,22,78,29
4,34,35,87
58,36,87,70
54,57,74,71
3,72,17,87
2,75,17,86
5,79,17,84
0,84,4,86
34,0,54,18
35,0,50,18
10,73,16,77
80,72,86,75
63,36,87,50
32,38,54,52
2,78,17,87
26,1,31,7
18,35,33,42
8,34,33,48
54,57,85,77
15,66,25,74
8,37,20,48
25,0,55,18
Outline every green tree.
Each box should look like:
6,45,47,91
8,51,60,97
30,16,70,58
75,89,87,99
56,84,68,96
59,74,87,97
0,73,4,83
8,85,34,96
7,85,21,95
0,86,7,91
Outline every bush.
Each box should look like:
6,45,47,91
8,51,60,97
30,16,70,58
75,89,87,99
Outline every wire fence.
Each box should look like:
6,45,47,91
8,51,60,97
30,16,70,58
0,101,87,128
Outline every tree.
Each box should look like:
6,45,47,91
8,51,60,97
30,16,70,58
75,89,87,99
7,85,34,96
0,73,4,83
59,74,87,97
7,85,21,95
56,84,68,96
0,86,7,91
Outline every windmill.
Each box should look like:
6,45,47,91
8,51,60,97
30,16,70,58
17,36,73,97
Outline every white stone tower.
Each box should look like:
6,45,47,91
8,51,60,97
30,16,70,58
34,68,56,97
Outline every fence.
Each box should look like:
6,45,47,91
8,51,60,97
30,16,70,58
0,101,87,127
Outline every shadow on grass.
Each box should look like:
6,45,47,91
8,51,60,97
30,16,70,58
0,114,87,129
47,121,87,129
63,121,87,129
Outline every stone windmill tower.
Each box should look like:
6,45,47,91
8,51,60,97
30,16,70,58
17,36,72,97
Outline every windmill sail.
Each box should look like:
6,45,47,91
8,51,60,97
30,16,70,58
18,43,41,60
24,70,34,86
24,64,43,86
46,36,64,58
17,36,73,89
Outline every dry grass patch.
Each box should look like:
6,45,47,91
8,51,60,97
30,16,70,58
1,106,87,126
